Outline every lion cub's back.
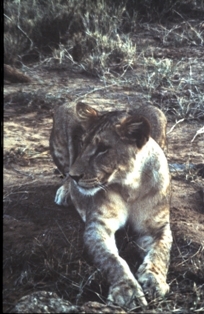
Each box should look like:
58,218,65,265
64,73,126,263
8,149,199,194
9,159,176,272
132,105,167,150
50,103,77,175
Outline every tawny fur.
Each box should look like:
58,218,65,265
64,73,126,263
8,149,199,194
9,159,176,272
50,102,172,310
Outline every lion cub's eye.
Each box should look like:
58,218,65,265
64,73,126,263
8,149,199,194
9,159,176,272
95,142,109,155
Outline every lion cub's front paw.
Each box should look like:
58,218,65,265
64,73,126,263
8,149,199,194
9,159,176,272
107,278,147,310
55,184,70,206
137,268,169,300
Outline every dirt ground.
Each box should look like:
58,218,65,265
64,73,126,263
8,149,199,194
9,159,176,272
3,32,204,312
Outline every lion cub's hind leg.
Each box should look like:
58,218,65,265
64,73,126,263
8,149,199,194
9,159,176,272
55,179,71,206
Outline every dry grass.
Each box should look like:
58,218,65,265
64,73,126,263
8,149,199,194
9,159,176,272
131,57,204,120
4,0,204,120
4,0,204,69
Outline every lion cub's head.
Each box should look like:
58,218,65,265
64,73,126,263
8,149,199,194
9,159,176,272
69,102,151,196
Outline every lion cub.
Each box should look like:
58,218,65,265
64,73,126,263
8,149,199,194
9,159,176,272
50,102,172,309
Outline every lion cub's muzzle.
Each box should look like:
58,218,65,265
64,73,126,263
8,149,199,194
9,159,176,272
69,173,100,188
69,172,104,196
69,169,101,189
69,165,109,196
69,173,84,184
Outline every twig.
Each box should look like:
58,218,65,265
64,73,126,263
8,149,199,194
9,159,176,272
4,180,38,189
4,13,34,50
191,126,204,142
13,167,35,179
29,150,49,159
167,118,185,135
74,84,117,102
55,220,72,247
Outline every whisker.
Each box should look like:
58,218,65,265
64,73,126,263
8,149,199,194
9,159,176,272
99,184,107,193
95,178,108,193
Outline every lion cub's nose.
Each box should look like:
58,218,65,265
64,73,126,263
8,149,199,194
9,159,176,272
69,173,84,183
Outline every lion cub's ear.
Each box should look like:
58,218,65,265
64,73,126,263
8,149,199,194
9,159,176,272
76,102,98,120
76,102,98,128
116,115,151,148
